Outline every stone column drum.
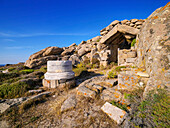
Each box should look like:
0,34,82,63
42,60,75,89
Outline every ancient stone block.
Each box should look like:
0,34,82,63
76,86,96,98
126,58,136,63
110,20,120,26
135,21,143,25
100,61,108,67
137,71,150,78
121,19,129,24
131,19,138,23
101,102,127,125
127,51,137,58
100,31,108,36
101,88,122,102
92,36,101,42
118,74,140,90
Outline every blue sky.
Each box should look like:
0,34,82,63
0,0,169,64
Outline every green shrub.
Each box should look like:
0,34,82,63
0,82,32,99
0,73,19,82
138,89,170,127
19,69,34,74
114,66,126,71
107,66,126,79
35,66,47,73
73,63,87,77
131,39,136,47
107,70,117,79
111,101,129,112
8,67,16,72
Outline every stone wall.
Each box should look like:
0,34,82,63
118,48,137,66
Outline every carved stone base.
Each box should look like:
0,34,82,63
42,78,75,89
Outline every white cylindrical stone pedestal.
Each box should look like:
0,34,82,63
43,60,75,89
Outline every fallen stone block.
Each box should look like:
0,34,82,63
127,51,136,58
126,58,136,63
101,102,127,125
76,86,96,98
61,95,77,112
137,72,150,78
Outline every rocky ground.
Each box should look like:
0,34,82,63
0,66,119,128
0,2,169,128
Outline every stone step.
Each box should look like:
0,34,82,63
101,88,122,102
76,86,96,98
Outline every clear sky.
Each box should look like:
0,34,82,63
0,0,169,64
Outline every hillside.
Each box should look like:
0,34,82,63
0,2,169,128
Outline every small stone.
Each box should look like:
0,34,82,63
110,20,120,26
139,82,144,87
129,23,135,27
137,72,150,78
0,103,10,113
131,19,138,23
135,21,143,25
121,19,129,24
101,102,127,125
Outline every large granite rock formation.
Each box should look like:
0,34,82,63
25,47,63,68
135,2,170,95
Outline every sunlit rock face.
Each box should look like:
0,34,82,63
135,2,170,94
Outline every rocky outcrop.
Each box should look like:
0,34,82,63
135,2,170,95
25,17,145,69
100,19,144,37
25,47,63,68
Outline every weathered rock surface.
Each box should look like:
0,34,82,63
101,88,122,102
76,86,96,98
0,97,27,113
135,2,170,94
61,95,77,112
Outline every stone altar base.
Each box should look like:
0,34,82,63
42,60,75,89
43,78,75,89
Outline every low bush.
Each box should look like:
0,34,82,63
125,88,169,127
19,69,34,74
73,63,87,77
138,89,170,127
107,70,117,79
0,81,32,99
131,39,136,47
111,101,129,112
107,66,126,79
0,72,19,82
